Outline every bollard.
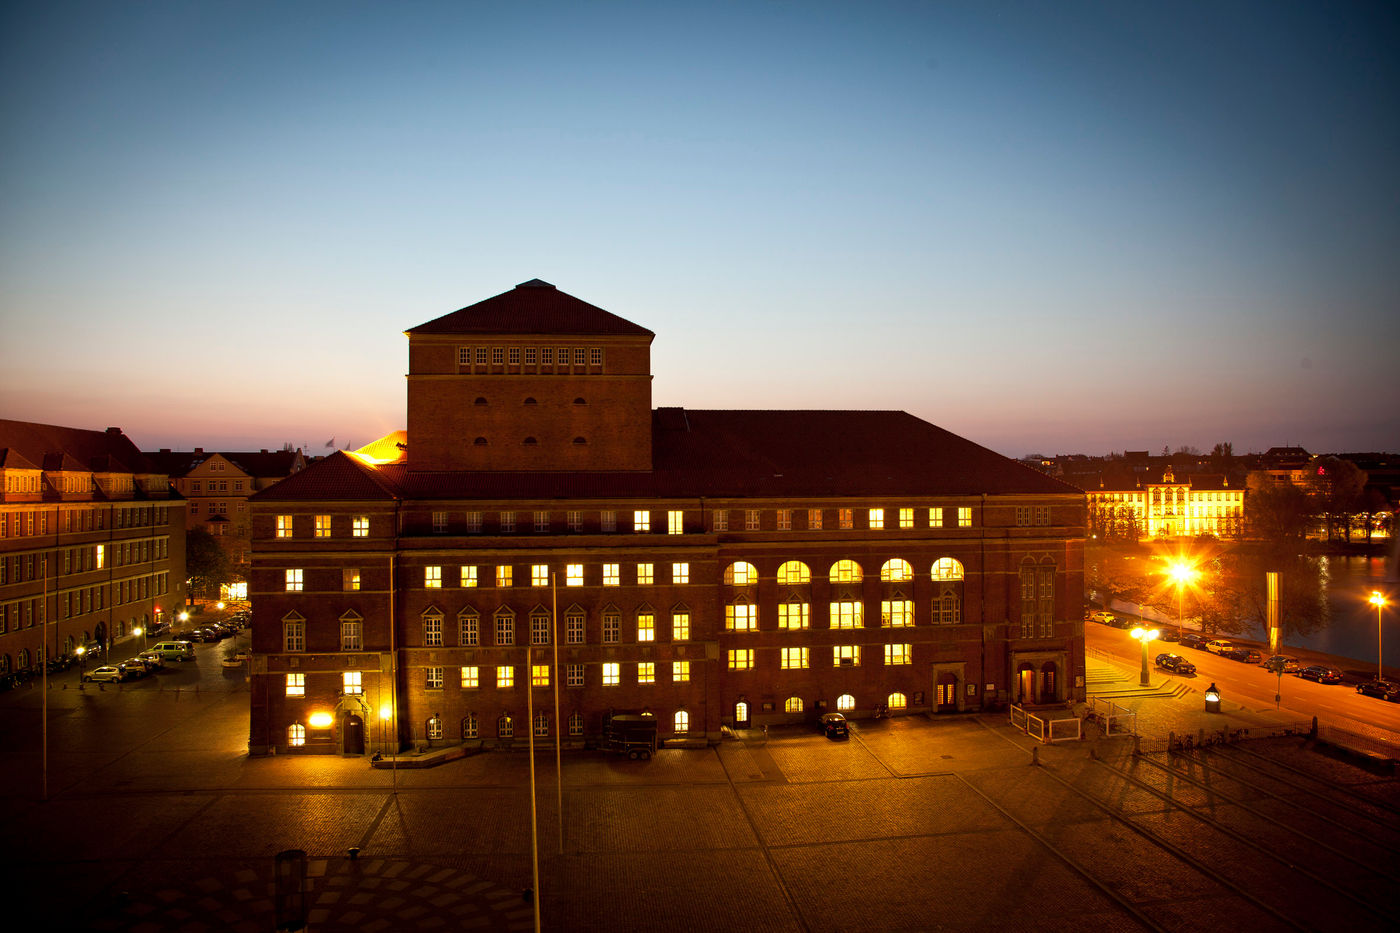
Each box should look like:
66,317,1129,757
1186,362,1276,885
1031,746,1040,766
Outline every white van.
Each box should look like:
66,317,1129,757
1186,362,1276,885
150,641,195,661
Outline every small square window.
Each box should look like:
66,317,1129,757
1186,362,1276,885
276,515,292,538
958,507,972,528
899,508,914,529
427,667,444,689
567,664,584,688
531,564,548,587
672,562,689,584
497,565,513,587
461,666,479,689
672,660,690,682
425,566,442,588
667,510,683,535
342,671,363,695
929,507,944,528
633,510,650,533
285,673,305,697
728,649,754,671
636,563,654,585
567,511,583,532
745,509,761,531
637,613,654,642
777,510,792,530
672,610,690,641
460,565,477,587
602,662,620,686
603,563,620,586
637,661,655,684
808,509,823,530
432,512,448,533
352,515,370,537
314,514,332,538
601,510,617,532
496,665,513,689
534,510,549,532
838,508,853,529
285,569,303,592
343,568,360,591
868,508,884,530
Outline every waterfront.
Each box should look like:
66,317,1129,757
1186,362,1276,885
1282,554,1400,670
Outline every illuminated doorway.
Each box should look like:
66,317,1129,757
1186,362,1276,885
936,675,958,711
1016,664,1037,704
734,701,749,727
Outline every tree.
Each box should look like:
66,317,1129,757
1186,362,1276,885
1246,480,1316,545
186,528,235,599
1309,457,1366,542
1211,442,1234,459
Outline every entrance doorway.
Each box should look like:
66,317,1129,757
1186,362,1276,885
1016,665,1037,705
343,714,364,755
936,675,958,711
734,701,749,727
1040,662,1058,703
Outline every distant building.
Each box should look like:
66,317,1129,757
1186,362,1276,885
1079,466,1244,540
0,420,186,677
247,280,1086,756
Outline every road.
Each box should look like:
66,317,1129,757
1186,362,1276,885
1086,619,1400,737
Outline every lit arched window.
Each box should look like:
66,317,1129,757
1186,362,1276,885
932,557,964,581
726,597,757,631
828,559,862,583
674,710,689,734
427,716,444,740
724,562,757,586
288,723,306,747
888,692,907,710
776,560,811,585
836,694,855,711
880,558,913,582
785,697,804,713
497,714,514,738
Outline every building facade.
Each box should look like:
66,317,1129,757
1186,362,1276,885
0,420,186,677
1084,467,1244,540
247,281,1086,756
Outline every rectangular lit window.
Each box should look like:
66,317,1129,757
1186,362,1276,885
314,514,332,537
567,510,582,531
566,564,584,586
566,612,585,644
830,601,862,629
602,662,620,686
603,612,620,643
353,515,369,537
882,599,913,627
714,510,728,531
276,515,292,538
745,509,760,531
342,671,363,695
667,510,683,534
466,512,481,533
500,512,516,533
637,612,654,642
95,544,105,569
424,616,443,646
726,601,757,631
496,665,513,689
868,508,884,530
672,660,690,682
534,510,549,532
433,512,448,533
601,510,617,532
461,666,479,689
337,616,362,650
428,666,444,689
808,508,822,530
425,566,442,588
285,569,303,592
532,664,549,687
531,564,548,587
777,509,792,530
636,563,654,585
958,507,972,528
778,602,810,630
833,645,861,667
496,565,512,587
899,508,913,529
567,664,584,687
633,510,650,532
728,649,754,671
637,662,655,684
929,507,944,528
781,647,809,670
885,643,913,665
460,565,477,587
285,673,305,697
838,508,853,529
672,562,689,584
672,610,690,641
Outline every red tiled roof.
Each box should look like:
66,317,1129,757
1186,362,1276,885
249,451,400,501
142,449,302,479
405,280,654,338
253,409,1078,502
0,419,156,475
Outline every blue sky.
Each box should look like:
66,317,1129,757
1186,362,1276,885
3,1,1397,457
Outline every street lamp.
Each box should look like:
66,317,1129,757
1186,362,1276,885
75,645,87,680
1130,626,1160,687
133,626,145,652
1371,590,1389,682
1168,561,1196,641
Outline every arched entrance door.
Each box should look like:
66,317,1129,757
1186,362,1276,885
343,714,365,755
1016,663,1037,705
734,701,749,727
936,674,958,711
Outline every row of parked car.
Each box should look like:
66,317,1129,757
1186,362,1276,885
174,610,250,644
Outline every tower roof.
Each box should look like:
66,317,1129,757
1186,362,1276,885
406,280,654,338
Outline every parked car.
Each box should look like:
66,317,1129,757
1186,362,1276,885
1158,629,1180,643
1205,639,1235,655
136,651,166,669
1355,679,1400,701
1088,610,1115,625
1155,653,1197,675
1264,655,1300,673
150,641,196,661
1225,647,1262,664
1179,633,1208,650
83,666,123,683
117,660,148,680
819,712,850,739
1297,665,1344,684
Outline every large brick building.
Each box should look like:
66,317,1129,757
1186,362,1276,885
0,420,186,678
247,280,1085,756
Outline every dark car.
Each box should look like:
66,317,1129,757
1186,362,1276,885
1158,629,1181,643
1179,633,1208,650
1297,665,1344,684
819,712,849,739
1355,679,1400,701
1225,647,1262,664
1155,653,1197,675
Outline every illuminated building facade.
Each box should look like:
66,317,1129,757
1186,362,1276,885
1085,467,1244,540
247,281,1086,756
0,420,186,677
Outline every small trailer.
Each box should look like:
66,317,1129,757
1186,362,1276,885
601,713,659,760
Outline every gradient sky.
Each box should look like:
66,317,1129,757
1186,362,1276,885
3,1,1397,458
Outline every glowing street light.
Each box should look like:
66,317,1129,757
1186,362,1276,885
1130,626,1160,687
1371,591,1389,682
1168,561,1197,641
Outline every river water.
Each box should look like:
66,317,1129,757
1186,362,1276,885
1262,553,1399,668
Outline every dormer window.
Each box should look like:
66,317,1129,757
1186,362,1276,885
573,397,586,406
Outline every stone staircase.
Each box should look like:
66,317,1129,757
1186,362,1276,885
1086,656,1192,700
